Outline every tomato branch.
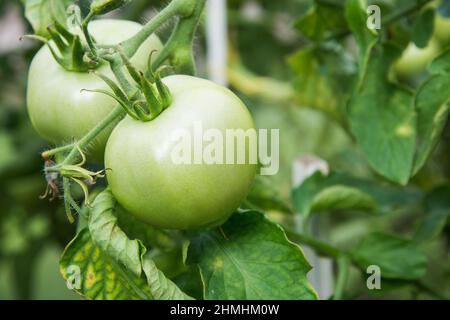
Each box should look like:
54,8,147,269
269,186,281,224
152,0,206,74
44,0,205,164
120,0,201,59
333,256,350,300
59,106,124,166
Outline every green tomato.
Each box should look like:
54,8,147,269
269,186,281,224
393,38,441,78
27,19,163,161
434,14,450,46
105,75,258,230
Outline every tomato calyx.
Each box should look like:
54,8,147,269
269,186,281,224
85,50,172,122
22,5,100,72
42,146,106,211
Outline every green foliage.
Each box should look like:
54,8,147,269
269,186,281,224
21,0,72,38
295,0,347,41
348,44,417,185
415,185,450,242
292,171,421,219
345,0,378,87
61,189,192,300
60,229,154,299
351,233,427,280
187,211,318,300
411,8,435,48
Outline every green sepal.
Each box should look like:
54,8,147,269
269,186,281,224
119,50,142,84
140,73,163,118
155,69,172,109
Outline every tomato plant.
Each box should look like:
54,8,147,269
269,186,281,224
1,0,449,301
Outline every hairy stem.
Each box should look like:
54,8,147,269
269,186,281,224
152,0,206,74
42,144,74,158
81,11,97,56
59,106,124,166
121,0,192,58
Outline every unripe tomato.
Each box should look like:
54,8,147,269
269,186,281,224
105,75,258,230
27,19,163,161
393,38,441,78
434,14,450,47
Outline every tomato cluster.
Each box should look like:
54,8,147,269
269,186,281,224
27,19,257,230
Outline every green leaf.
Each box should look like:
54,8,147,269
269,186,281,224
142,256,193,300
415,185,450,242
427,49,450,74
413,74,450,174
115,204,181,251
351,233,427,280
348,44,417,185
187,210,318,300
60,229,153,300
292,172,378,219
345,0,378,87
310,185,378,214
292,172,325,218
63,188,193,300
21,0,72,38
173,267,204,300
295,2,347,41
292,171,422,219
89,188,145,277
411,8,435,48
288,44,356,124
245,176,294,214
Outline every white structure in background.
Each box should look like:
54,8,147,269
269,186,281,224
0,6,26,54
293,155,334,299
206,0,228,86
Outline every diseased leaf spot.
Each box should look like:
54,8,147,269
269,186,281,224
213,257,224,269
395,124,413,137
85,264,96,289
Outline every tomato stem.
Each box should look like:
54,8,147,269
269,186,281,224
81,11,98,57
333,256,350,300
59,106,125,166
120,0,188,59
42,144,74,158
151,0,206,74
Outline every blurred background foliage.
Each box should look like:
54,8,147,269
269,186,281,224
0,0,449,299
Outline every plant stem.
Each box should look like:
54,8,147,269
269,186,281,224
42,144,74,158
333,255,350,300
121,0,190,59
59,106,124,166
284,227,343,259
110,58,134,94
81,11,97,57
152,0,206,74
